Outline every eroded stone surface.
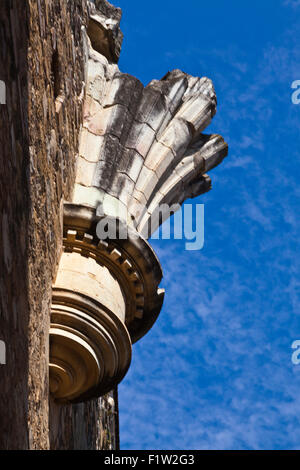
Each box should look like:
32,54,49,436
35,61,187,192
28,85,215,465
50,389,119,450
0,0,120,451
87,0,123,62
0,0,228,450
0,0,30,450
75,45,228,238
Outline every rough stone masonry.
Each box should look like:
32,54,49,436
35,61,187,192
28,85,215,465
0,0,227,450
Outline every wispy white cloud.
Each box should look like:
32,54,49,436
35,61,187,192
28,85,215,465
118,0,300,451
283,0,300,8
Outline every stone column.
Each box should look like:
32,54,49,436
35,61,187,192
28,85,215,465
49,0,228,406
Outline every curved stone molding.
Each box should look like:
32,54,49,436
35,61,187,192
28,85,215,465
50,289,131,402
74,41,228,238
63,203,164,343
49,0,228,403
50,205,164,402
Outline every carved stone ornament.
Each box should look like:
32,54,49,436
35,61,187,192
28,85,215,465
49,0,228,403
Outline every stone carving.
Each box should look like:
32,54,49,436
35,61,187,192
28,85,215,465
50,288,131,402
50,205,164,402
49,0,228,403
87,0,123,62
74,49,228,238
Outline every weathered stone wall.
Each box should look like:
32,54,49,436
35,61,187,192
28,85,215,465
26,0,88,449
0,0,30,451
50,389,119,450
0,0,119,450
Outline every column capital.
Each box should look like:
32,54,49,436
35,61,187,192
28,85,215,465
49,0,228,403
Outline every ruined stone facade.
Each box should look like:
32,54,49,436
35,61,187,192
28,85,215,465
0,0,118,450
0,0,227,450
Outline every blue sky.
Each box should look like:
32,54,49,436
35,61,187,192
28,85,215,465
115,0,300,450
